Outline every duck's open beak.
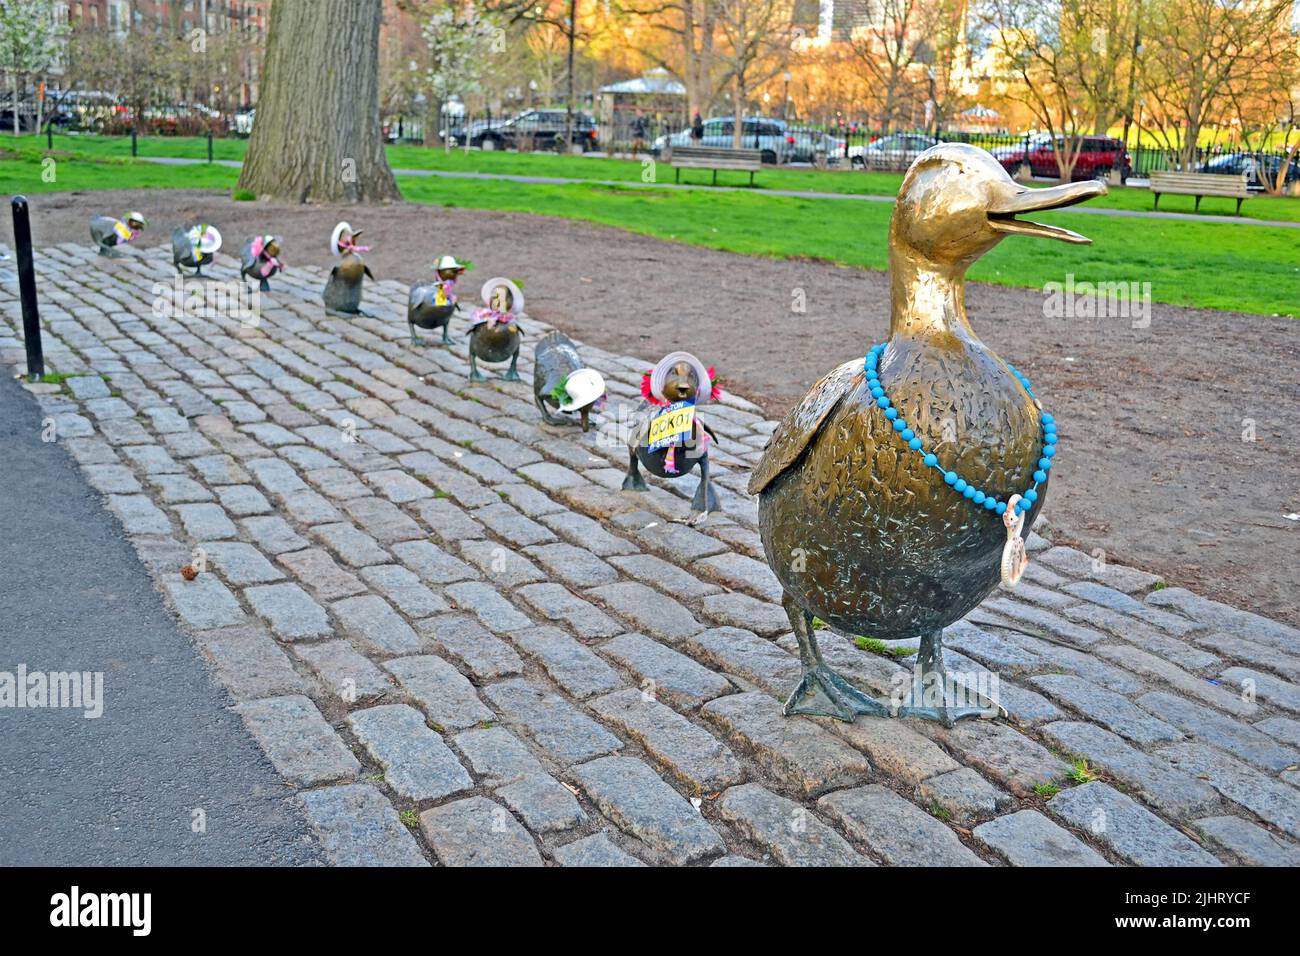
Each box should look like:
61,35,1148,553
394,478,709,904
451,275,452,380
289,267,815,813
988,180,1107,244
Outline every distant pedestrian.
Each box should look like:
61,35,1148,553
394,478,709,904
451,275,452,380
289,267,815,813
631,110,648,155
691,111,704,142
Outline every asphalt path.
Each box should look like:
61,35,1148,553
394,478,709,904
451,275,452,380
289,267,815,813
0,371,321,865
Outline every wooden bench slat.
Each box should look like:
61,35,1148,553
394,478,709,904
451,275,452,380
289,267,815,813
669,145,763,184
1148,171,1249,214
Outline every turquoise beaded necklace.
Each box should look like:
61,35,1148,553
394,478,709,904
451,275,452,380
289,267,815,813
864,343,1057,518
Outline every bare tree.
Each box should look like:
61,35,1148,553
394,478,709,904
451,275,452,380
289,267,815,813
70,16,186,132
617,0,725,120
1139,0,1294,170
238,0,398,203
715,0,794,147
848,0,929,134
978,0,1121,180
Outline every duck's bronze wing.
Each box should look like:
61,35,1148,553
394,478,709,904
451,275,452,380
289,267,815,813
747,358,864,496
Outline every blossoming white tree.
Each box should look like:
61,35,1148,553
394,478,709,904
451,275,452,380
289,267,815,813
417,3,504,146
0,0,66,136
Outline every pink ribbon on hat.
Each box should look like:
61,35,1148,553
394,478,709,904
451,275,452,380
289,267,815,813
470,307,513,330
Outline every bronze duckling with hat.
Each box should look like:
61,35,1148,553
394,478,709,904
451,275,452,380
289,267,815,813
533,331,607,431
408,254,468,346
172,223,221,276
748,143,1103,726
90,211,147,257
323,221,374,315
468,277,524,381
623,351,722,517
240,234,284,292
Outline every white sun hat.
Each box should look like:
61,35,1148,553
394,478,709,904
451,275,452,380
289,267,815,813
329,221,354,257
649,351,712,404
480,277,524,315
189,224,222,254
125,211,148,227
435,254,467,272
558,368,606,412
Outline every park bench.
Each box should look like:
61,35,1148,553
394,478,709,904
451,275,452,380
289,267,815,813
1149,170,1250,215
671,145,762,186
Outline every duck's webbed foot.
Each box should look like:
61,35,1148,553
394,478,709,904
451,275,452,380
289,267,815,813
621,452,648,491
409,322,426,347
440,326,453,346
891,629,1004,728
783,595,886,722
785,664,886,722
468,354,487,382
536,396,569,426
501,350,522,382
690,457,720,515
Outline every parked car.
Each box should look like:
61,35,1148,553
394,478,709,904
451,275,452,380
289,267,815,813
787,127,844,165
1009,135,1131,181
230,108,255,136
990,132,1053,167
848,132,940,170
451,109,599,152
1200,152,1300,192
652,116,793,165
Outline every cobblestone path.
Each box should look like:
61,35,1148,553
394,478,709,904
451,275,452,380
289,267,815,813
3,242,1297,866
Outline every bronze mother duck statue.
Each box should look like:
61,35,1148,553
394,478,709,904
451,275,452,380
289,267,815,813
748,143,1104,726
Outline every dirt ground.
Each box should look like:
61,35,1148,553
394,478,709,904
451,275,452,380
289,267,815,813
7,188,1298,626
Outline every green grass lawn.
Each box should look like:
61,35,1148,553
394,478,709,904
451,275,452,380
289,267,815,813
3,134,1297,315
391,142,1300,223
398,177,1299,316
1,135,240,193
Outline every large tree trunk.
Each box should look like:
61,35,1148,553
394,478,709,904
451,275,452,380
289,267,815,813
238,0,399,203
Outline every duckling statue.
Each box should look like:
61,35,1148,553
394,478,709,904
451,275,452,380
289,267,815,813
172,223,221,276
622,351,721,517
408,254,468,346
89,211,147,257
240,234,283,292
323,222,374,315
748,143,1103,726
533,331,606,431
467,277,524,381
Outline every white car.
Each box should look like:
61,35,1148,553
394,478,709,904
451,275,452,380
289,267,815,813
848,132,940,170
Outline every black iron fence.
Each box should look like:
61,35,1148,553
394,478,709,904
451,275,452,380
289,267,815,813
607,119,1297,191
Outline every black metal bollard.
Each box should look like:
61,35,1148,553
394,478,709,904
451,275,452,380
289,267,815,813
10,196,44,380
47,123,53,150
131,128,138,157
207,130,213,163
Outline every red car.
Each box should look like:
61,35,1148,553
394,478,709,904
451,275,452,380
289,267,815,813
999,135,1131,181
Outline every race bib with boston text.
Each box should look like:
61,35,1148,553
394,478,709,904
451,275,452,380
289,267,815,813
647,400,696,452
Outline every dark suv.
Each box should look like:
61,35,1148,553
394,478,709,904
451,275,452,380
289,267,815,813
1000,135,1131,181
456,109,599,152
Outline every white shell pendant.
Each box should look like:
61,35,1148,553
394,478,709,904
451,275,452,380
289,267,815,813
1000,493,1029,588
